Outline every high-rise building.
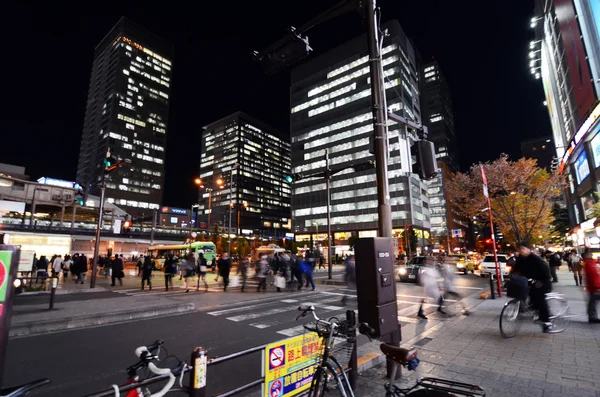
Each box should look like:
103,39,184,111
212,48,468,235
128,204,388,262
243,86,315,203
76,17,173,216
290,20,430,255
198,112,291,238
420,60,466,251
534,0,600,231
521,137,555,170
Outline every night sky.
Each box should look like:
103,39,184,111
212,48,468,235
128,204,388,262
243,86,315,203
4,1,550,208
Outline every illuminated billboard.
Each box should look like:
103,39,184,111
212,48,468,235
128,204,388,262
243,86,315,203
555,0,596,127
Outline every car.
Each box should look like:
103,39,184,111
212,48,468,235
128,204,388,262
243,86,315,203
397,256,438,283
444,254,476,275
478,254,510,277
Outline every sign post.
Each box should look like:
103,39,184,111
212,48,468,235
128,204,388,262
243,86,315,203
262,334,322,397
481,166,502,297
0,245,21,387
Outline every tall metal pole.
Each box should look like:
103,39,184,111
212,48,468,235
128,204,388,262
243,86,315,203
325,149,333,280
366,0,392,239
150,209,157,245
228,164,238,258
90,175,106,288
207,189,212,230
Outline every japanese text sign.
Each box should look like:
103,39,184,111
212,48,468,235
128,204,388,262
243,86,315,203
262,333,323,397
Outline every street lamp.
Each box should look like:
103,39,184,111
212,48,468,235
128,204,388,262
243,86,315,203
228,163,239,258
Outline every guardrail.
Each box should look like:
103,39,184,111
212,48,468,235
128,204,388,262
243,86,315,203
14,276,59,310
83,311,359,397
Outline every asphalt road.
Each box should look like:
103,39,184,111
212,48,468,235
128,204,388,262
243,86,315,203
3,273,488,396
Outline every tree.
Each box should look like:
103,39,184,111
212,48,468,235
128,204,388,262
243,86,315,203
210,222,220,244
446,155,564,246
237,237,251,257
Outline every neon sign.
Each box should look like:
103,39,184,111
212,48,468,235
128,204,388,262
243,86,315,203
559,102,600,172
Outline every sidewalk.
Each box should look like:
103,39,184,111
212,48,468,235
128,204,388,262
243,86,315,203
352,270,600,397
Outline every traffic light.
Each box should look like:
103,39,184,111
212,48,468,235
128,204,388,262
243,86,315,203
485,238,492,244
74,188,85,206
284,173,303,183
494,225,503,240
410,140,438,180
123,220,131,229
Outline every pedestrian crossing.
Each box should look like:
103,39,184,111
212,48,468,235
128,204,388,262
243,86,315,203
205,290,455,338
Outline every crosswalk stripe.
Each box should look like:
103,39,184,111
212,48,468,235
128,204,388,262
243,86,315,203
318,291,357,297
396,294,457,302
227,297,343,322
280,299,298,303
249,302,349,330
207,292,321,316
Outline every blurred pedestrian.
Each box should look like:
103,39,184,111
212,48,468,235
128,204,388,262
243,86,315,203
583,250,600,323
341,255,356,305
141,256,155,290
218,252,232,291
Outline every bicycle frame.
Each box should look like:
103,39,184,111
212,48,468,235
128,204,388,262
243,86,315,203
304,311,355,397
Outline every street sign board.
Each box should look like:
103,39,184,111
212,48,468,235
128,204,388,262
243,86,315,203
0,246,20,387
262,333,322,397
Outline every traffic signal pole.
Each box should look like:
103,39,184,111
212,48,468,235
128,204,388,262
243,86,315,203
325,149,333,279
90,174,106,289
365,0,393,240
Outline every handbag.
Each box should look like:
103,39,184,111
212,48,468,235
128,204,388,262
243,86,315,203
200,265,208,273
274,275,286,289
230,275,240,288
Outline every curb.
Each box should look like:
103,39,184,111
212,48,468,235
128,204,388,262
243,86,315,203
314,279,345,286
9,303,195,337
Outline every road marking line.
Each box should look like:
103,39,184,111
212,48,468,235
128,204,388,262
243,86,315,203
396,294,457,302
319,291,357,297
250,302,345,329
455,286,483,290
280,299,298,303
227,297,342,322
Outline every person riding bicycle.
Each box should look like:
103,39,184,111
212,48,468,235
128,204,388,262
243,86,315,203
513,242,553,333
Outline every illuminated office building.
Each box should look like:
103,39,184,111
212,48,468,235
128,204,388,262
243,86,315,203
76,17,173,216
290,20,431,253
198,112,291,238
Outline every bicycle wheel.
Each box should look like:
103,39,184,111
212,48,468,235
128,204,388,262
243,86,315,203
499,299,522,338
547,297,570,333
308,365,328,397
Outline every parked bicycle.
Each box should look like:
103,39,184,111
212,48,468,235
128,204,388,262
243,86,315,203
83,341,189,397
358,324,486,396
499,279,572,338
297,306,357,397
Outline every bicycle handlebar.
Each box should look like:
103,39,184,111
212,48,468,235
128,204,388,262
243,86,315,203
134,340,164,360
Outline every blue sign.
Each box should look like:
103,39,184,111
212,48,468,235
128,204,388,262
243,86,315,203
575,150,591,183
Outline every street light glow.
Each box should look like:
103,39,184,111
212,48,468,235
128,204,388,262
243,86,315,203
194,177,202,186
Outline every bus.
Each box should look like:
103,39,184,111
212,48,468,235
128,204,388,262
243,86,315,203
147,242,217,269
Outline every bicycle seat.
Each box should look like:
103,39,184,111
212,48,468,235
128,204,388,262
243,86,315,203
1,378,50,396
380,344,417,364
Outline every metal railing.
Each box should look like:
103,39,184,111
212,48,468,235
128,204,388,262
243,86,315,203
84,311,359,396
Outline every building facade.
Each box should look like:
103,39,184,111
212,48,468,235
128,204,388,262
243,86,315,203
534,0,600,245
521,137,555,170
419,60,467,252
198,112,291,238
76,17,173,216
290,20,430,254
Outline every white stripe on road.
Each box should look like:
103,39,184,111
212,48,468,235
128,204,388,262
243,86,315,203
454,286,483,290
207,293,321,316
280,299,298,303
250,303,346,329
319,291,357,297
397,294,457,302
226,297,342,322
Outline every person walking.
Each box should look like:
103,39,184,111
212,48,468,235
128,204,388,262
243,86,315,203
417,258,442,320
341,255,356,306
196,252,209,291
141,256,154,290
218,252,232,291
237,254,251,292
111,254,124,287
136,255,144,277
547,251,561,283
257,255,269,292
583,249,600,323
570,249,584,286
182,253,196,293
164,254,177,291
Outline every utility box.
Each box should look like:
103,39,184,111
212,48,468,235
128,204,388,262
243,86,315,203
355,237,400,339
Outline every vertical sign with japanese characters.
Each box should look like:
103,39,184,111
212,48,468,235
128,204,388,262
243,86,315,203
262,333,323,397
0,246,20,387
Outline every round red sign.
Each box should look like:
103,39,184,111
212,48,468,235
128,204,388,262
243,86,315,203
0,260,6,292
